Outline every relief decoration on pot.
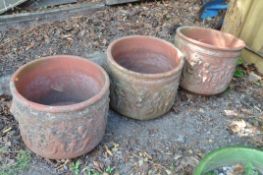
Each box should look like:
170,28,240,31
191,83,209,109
110,78,179,116
11,94,109,156
183,52,236,90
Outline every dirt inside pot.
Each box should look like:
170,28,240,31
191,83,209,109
13,56,104,106
111,37,180,74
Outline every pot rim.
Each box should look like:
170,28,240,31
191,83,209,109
107,35,185,79
176,26,246,52
10,55,110,113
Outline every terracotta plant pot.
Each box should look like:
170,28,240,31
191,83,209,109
107,35,184,120
175,26,245,95
10,55,110,159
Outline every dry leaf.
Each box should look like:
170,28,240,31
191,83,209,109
229,120,246,133
224,110,239,117
25,42,35,50
229,120,258,136
2,127,12,134
231,164,244,175
93,161,103,172
104,145,113,156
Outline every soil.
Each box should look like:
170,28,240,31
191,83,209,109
0,0,263,175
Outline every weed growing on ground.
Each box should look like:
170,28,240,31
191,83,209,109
69,160,115,175
84,166,115,175
234,58,246,78
105,166,115,174
69,160,81,175
0,149,31,175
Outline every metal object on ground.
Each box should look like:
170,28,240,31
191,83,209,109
10,55,110,159
175,26,245,95
107,35,184,120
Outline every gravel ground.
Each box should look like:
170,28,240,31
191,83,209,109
0,1,263,175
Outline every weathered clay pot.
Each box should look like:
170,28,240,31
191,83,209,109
10,55,110,159
175,26,245,95
107,35,184,120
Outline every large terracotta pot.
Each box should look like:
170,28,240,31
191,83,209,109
175,26,245,95
10,55,110,159
107,35,184,120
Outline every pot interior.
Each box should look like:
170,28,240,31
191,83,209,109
111,37,180,74
179,27,245,50
13,56,105,106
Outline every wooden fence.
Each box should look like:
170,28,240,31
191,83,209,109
222,0,263,74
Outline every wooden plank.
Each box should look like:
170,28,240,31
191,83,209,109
105,0,139,5
0,2,105,31
0,0,29,14
222,0,252,36
222,0,263,53
239,0,263,53
259,46,263,56
242,49,263,74
246,46,263,58
222,0,263,74
26,0,77,10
